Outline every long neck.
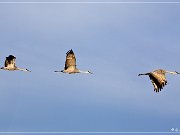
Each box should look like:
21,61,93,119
165,71,178,74
79,70,91,74
17,68,31,72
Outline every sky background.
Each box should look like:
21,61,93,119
0,0,180,134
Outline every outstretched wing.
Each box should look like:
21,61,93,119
5,55,16,68
149,71,167,92
64,49,76,70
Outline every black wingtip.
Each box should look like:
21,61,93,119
7,55,16,59
66,49,74,54
70,49,73,53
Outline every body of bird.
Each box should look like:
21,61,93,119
138,69,179,92
54,49,92,74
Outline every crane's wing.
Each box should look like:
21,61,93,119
149,71,167,92
64,49,76,70
5,55,16,68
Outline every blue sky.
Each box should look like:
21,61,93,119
0,0,180,134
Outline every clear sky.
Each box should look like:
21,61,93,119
0,0,180,134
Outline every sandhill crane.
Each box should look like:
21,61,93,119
138,69,179,92
0,55,31,72
54,49,92,74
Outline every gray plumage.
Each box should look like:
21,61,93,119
138,69,179,92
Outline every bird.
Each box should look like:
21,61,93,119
54,49,92,74
0,55,31,72
138,69,179,92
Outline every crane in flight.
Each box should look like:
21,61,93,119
0,55,31,72
55,49,92,74
138,69,179,92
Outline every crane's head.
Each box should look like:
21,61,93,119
26,69,31,72
87,71,93,74
175,71,180,74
